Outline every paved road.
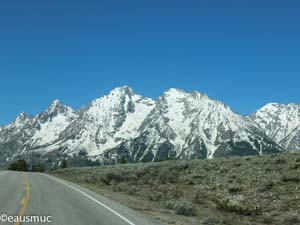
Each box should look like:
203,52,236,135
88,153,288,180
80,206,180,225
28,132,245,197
0,171,162,225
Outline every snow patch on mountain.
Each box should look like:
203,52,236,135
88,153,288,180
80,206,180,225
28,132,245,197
251,103,300,151
0,86,292,165
47,86,156,157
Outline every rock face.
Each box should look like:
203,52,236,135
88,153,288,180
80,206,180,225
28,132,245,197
55,86,155,157
104,88,281,163
0,100,76,164
250,103,300,152
1,86,296,166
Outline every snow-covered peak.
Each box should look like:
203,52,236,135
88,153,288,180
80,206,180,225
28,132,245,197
190,90,209,100
52,99,61,106
258,102,300,113
0,87,288,165
164,88,187,96
87,86,154,118
28,100,77,148
253,102,300,129
162,88,228,108
88,86,134,110
8,112,31,129
108,85,135,96
251,102,300,150
42,100,75,120
16,112,28,121
137,88,259,160
57,87,155,156
48,99,62,110
162,88,209,101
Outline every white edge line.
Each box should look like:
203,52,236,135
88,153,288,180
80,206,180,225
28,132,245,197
43,174,137,225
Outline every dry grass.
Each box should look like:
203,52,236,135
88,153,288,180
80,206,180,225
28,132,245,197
52,152,300,225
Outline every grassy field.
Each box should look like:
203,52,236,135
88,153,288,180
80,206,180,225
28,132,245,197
52,153,300,225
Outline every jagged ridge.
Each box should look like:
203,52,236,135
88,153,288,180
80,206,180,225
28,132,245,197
1,86,297,166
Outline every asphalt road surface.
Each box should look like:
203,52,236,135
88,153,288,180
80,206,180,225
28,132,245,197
0,171,162,225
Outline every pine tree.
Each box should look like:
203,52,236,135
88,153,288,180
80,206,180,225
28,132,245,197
61,159,68,169
8,159,28,171
120,155,127,164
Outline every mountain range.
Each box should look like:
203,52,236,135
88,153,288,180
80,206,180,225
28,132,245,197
0,86,299,167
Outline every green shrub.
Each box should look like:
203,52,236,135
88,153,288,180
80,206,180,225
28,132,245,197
147,192,164,201
213,194,261,215
275,158,286,164
8,159,28,171
52,153,300,225
174,200,195,216
290,163,300,170
260,180,276,191
282,174,300,182
228,185,243,194
281,213,300,225
165,200,195,216
31,163,45,172
61,159,68,169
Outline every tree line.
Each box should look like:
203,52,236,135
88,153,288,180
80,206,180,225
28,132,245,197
7,159,69,172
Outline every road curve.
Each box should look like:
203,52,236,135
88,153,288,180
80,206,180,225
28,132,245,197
0,171,162,225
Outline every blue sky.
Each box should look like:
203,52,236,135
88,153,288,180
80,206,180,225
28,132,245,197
0,0,299,125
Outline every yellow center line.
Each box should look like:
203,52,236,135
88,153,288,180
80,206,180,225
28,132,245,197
14,173,30,225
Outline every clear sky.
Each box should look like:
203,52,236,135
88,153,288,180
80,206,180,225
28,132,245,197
0,0,299,125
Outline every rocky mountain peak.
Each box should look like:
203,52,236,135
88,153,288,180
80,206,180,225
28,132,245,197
251,102,300,152
108,85,135,97
162,88,188,98
190,90,209,100
12,112,31,127
48,99,60,111
0,87,295,166
42,100,74,119
16,112,28,120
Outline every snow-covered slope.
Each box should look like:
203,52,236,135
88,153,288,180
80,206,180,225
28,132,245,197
251,103,300,152
53,86,155,156
105,89,282,163
0,100,76,162
0,86,292,166
30,100,77,148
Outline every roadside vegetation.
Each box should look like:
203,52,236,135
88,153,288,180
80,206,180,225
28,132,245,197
52,152,300,225
8,159,30,171
7,157,72,172
8,159,46,172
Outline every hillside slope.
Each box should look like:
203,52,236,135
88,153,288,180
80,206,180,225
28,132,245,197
53,153,300,225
